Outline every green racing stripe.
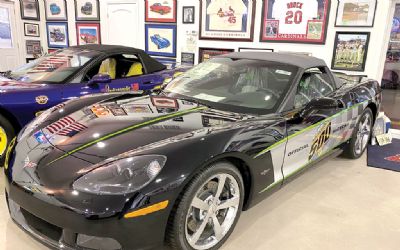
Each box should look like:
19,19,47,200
254,101,367,159
47,106,208,166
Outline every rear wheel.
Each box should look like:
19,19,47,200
344,108,373,159
0,114,15,167
167,162,244,250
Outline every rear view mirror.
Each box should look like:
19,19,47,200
88,74,111,85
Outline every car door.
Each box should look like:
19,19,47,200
280,67,351,179
62,53,163,101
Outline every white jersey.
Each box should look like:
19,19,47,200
207,0,247,31
272,0,318,35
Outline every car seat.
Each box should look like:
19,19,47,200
98,58,117,79
126,62,143,77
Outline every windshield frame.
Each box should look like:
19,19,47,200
164,58,302,115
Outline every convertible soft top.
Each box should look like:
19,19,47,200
220,52,327,69
69,44,167,74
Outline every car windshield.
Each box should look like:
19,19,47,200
9,48,101,83
165,58,299,114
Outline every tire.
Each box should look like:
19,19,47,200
0,114,15,167
166,162,244,250
343,108,373,159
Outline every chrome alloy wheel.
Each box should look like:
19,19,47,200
185,173,240,250
354,112,372,155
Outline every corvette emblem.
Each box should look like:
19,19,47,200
24,156,37,168
36,95,48,105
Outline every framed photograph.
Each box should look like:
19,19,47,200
238,48,274,52
183,6,195,24
24,22,40,37
20,0,40,20
199,48,234,63
26,40,41,54
145,24,177,57
145,0,177,23
76,23,101,45
331,32,370,71
45,0,67,21
181,52,195,65
335,0,377,27
199,0,255,41
46,22,69,48
260,0,331,44
75,0,100,21
0,7,13,48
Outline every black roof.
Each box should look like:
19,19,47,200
220,52,327,69
69,44,166,73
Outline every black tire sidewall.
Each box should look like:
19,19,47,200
171,162,245,250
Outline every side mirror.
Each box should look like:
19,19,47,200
295,97,342,121
88,74,111,86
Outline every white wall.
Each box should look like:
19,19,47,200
9,0,396,81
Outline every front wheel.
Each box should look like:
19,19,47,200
344,108,373,159
167,162,244,250
0,114,15,167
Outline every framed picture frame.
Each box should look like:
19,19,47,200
76,23,101,45
145,24,177,57
183,6,195,24
331,32,370,72
145,0,177,23
199,0,255,41
181,52,195,65
260,0,331,44
75,0,100,21
20,0,40,21
335,0,377,27
199,48,234,63
26,40,41,54
238,48,274,53
24,22,40,37
45,0,67,21
46,22,69,48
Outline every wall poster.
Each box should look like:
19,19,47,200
0,7,12,48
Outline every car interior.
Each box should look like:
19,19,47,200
83,54,144,82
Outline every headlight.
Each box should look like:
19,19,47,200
73,155,167,195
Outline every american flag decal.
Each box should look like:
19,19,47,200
46,116,87,137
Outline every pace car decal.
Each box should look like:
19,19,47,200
35,95,49,105
309,121,331,161
46,106,208,166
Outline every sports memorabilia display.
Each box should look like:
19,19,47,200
4,53,381,249
25,40,41,54
45,0,67,21
145,0,177,23
199,47,234,62
46,22,69,48
200,0,255,41
181,52,195,64
261,0,331,44
19,0,40,20
332,31,370,71
75,0,100,21
145,24,177,57
24,22,40,37
76,23,101,45
335,0,377,27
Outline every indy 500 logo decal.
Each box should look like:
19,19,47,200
309,122,332,161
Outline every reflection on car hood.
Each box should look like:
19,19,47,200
0,79,44,92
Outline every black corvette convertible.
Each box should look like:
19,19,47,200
4,53,381,249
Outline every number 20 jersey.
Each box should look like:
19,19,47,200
271,0,318,35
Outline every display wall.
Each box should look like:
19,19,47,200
8,0,398,81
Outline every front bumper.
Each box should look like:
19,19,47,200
4,179,171,250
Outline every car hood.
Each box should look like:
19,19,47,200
0,77,45,92
12,94,252,189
